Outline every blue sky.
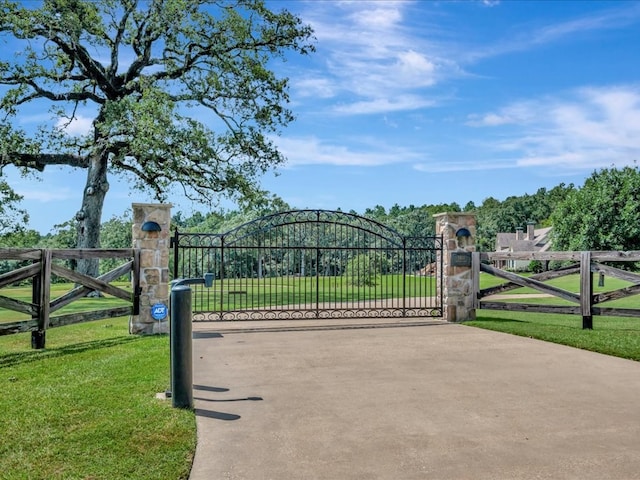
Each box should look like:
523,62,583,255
3,0,640,233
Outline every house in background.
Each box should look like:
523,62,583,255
495,222,552,270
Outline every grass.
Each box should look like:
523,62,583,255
1,277,436,321
466,310,640,361
0,282,131,324
479,271,633,295
0,317,195,480
192,274,436,310
1,269,639,478
468,272,640,361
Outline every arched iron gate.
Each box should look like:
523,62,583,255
171,210,443,321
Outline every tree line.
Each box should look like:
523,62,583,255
3,165,640,258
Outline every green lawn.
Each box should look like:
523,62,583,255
0,317,195,480
0,282,131,323
466,310,640,361
191,274,436,310
478,271,633,295
469,272,640,361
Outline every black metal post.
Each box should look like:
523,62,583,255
170,285,193,409
169,274,214,409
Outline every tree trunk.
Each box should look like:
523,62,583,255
76,153,110,280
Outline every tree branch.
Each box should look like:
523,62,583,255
107,1,137,78
44,33,118,98
12,79,105,105
1,153,89,171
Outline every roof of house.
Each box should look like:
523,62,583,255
495,226,552,252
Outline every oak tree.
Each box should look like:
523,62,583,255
0,0,314,276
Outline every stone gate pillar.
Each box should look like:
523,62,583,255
130,203,172,334
433,212,477,323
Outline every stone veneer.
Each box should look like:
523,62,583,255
433,212,477,322
130,203,172,334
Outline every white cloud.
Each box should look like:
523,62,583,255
17,112,53,125
293,76,336,99
17,187,75,202
531,5,640,45
353,5,403,29
465,3,640,62
298,1,450,115
467,84,640,171
333,95,436,115
56,115,93,136
413,160,516,173
466,101,539,127
274,135,422,167
466,112,513,127
395,50,437,87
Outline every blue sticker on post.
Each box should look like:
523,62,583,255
151,303,168,320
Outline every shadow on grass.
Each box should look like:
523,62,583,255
467,317,529,324
0,335,145,369
467,318,582,333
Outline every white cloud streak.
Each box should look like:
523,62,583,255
16,187,75,202
466,84,640,171
275,135,422,167
465,3,640,62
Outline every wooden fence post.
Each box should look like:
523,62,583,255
472,252,481,311
31,249,52,349
580,251,593,329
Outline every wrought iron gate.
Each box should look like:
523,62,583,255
172,210,442,321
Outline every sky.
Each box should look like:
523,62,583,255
3,0,640,233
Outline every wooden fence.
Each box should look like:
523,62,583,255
0,249,140,344
473,251,640,329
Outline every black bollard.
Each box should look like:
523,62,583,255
170,285,194,409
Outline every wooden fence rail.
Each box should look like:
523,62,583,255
0,248,140,346
473,251,640,329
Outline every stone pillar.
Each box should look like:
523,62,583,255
433,212,477,323
130,203,172,334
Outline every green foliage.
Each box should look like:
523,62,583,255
344,253,390,286
474,185,574,251
0,229,41,248
173,194,292,233
551,165,640,251
0,228,41,280
0,213,132,281
99,212,133,276
0,179,28,234
363,202,461,237
0,0,315,247
527,260,544,273
41,221,76,249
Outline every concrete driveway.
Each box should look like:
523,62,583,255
188,320,640,479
